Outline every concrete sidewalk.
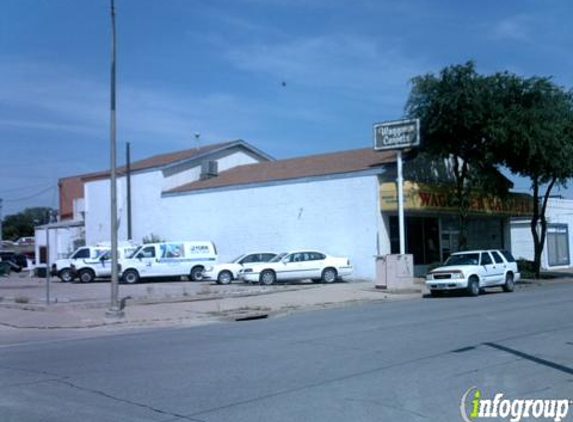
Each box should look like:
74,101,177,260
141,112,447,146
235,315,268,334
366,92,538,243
0,281,421,329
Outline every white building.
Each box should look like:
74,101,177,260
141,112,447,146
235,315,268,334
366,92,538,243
51,139,545,280
82,140,271,245
35,220,84,268
511,197,573,270
78,142,535,279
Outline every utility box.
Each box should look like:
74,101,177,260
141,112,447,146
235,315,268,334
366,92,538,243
375,254,415,291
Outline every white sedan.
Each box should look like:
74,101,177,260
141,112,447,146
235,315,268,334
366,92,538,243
238,250,353,285
203,252,277,284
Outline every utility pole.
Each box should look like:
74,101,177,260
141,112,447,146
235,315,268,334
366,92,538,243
126,142,132,241
106,0,123,319
45,210,50,305
396,150,405,254
0,198,3,243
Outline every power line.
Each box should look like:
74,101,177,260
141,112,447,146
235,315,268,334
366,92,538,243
0,183,53,194
3,186,56,203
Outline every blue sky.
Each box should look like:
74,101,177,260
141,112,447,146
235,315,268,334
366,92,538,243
1,0,572,215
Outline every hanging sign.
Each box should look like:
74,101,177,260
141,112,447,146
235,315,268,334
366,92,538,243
373,118,420,151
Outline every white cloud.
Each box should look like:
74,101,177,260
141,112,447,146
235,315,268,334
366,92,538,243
490,14,532,42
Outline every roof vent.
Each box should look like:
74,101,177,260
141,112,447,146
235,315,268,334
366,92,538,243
200,160,218,180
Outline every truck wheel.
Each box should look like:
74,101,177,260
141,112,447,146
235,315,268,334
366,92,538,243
502,273,515,292
190,266,204,281
467,277,480,297
122,269,139,284
59,268,75,283
78,269,95,283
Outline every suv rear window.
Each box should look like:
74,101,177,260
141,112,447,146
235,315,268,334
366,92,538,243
491,251,504,264
500,250,516,263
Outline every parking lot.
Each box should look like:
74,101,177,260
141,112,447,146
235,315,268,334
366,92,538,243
0,271,425,330
0,273,329,307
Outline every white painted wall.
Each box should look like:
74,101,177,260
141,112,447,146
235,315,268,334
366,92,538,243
84,148,268,246
511,198,573,269
85,170,163,245
35,225,84,266
161,175,382,280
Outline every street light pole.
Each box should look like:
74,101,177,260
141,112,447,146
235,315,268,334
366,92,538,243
106,0,123,319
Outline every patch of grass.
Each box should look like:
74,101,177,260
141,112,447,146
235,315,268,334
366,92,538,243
235,306,271,312
517,259,536,279
197,284,213,296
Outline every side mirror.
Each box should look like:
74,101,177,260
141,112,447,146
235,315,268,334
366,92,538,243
282,257,289,264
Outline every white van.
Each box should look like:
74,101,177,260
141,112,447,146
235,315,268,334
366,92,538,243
119,241,217,284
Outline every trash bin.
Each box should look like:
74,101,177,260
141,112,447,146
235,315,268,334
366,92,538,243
0,262,11,276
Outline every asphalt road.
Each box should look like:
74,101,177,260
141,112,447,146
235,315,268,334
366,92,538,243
1,283,573,422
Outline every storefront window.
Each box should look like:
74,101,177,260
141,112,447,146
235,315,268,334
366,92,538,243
389,216,440,265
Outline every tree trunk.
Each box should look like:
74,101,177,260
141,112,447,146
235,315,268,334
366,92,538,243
530,176,557,279
530,180,542,278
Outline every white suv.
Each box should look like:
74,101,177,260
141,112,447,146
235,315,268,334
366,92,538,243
425,249,520,297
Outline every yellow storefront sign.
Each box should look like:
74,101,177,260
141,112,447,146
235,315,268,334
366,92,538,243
380,182,533,216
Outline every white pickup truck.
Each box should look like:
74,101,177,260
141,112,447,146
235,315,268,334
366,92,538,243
52,244,138,283
425,249,520,297
52,246,110,282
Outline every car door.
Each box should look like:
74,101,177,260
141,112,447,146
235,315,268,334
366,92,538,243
135,245,158,276
490,250,507,285
303,252,327,279
279,253,307,280
158,243,186,277
479,252,498,286
94,251,112,277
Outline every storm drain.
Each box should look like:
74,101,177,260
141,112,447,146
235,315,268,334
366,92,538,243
235,314,269,322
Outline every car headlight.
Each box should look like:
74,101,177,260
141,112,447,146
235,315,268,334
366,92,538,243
426,274,434,280
451,271,464,279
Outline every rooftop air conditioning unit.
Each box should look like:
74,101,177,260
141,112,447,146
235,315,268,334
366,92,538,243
200,160,218,180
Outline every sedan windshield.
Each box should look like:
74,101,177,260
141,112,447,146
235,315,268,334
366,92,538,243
443,253,480,266
269,253,288,262
231,254,246,263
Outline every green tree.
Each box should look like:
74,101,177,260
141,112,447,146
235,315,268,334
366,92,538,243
491,75,573,278
1,207,53,240
406,61,510,249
